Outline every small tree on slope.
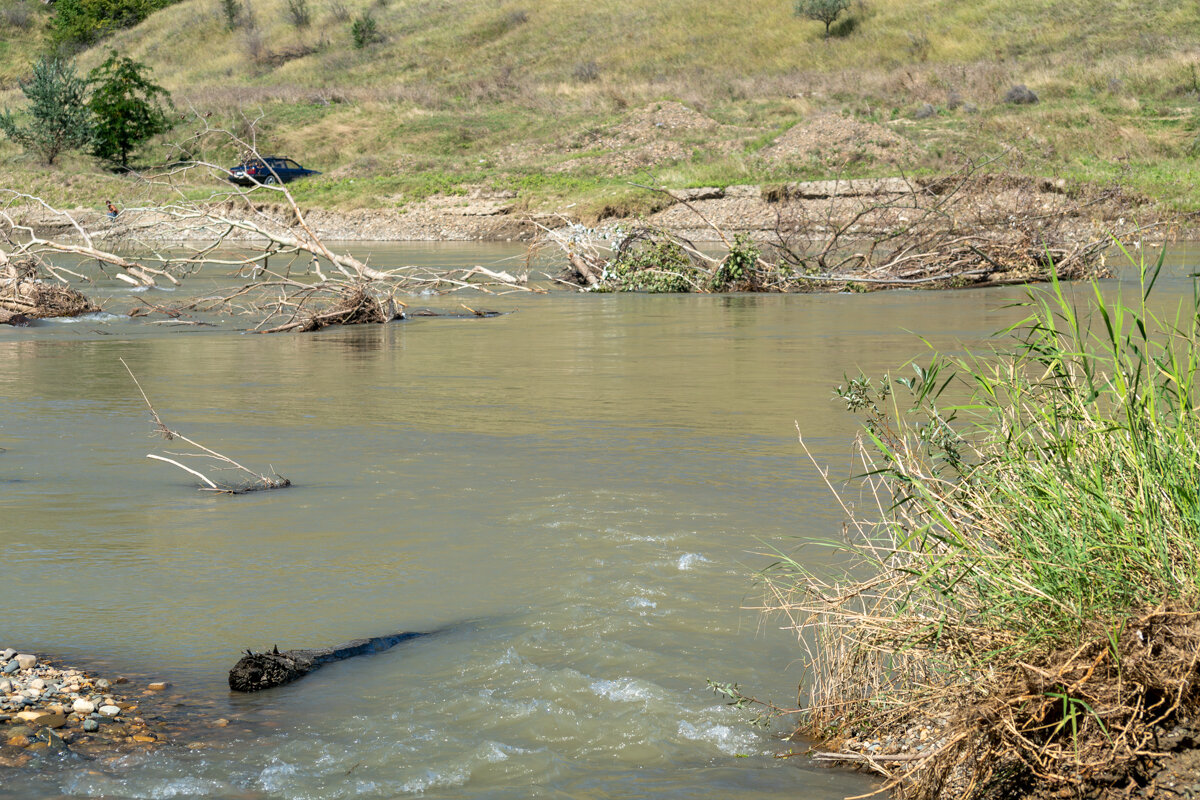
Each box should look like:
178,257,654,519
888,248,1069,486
87,51,172,168
795,0,851,38
0,58,94,165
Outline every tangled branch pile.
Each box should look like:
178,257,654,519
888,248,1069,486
758,249,1200,798
550,163,1120,293
0,254,97,322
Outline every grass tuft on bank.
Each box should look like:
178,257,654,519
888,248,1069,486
762,248,1200,796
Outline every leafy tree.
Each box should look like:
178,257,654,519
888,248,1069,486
50,0,171,50
0,57,94,165
87,51,173,167
794,0,850,38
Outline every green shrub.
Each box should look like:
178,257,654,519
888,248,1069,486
709,233,760,291
50,0,173,50
609,231,700,292
219,0,240,29
284,0,309,28
0,57,93,165
350,12,378,48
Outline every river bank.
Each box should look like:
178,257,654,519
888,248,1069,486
10,173,1160,245
0,648,178,767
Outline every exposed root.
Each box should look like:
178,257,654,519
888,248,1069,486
806,605,1200,800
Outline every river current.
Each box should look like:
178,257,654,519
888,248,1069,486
1,242,1195,799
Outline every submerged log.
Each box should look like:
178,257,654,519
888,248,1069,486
228,631,427,691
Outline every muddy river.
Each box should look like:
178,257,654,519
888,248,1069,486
1,241,1195,799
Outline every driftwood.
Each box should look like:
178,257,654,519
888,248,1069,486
229,632,428,691
123,359,290,493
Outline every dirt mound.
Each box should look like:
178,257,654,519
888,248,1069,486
553,101,744,173
759,114,922,169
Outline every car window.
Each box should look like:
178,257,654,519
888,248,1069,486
283,160,302,170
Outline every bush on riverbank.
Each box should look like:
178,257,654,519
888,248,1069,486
764,248,1200,797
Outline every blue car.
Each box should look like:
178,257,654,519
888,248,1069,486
227,157,320,186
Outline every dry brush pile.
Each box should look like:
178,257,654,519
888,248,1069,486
547,161,1125,294
752,251,1200,799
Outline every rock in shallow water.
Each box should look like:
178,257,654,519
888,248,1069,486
81,719,99,732
73,699,95,714
98,705,120,717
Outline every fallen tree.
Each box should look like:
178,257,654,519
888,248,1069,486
0,117,535,327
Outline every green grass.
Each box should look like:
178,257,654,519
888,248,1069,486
2,0,1200,210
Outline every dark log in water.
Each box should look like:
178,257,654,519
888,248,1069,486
229,632,427,691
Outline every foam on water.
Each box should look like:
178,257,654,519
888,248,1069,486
677,552,711,570
677,719,763,756
590,677,661,703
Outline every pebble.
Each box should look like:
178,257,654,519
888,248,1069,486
0,649,15,661
1,650,176,763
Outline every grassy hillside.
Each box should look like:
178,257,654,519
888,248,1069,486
2,0,1200,215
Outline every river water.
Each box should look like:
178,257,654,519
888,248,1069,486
1,242,1196,799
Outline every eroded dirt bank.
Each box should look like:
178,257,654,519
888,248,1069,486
11,174,1155,246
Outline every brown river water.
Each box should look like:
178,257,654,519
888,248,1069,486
1,241,1197,799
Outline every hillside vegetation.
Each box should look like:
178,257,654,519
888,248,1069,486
1,0,1199,216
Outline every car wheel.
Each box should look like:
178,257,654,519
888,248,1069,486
264,176,277,185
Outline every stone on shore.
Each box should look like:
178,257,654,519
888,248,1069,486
14,710,65,728
15,655,36,670
72,699,95,714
